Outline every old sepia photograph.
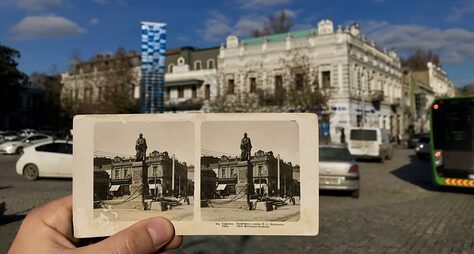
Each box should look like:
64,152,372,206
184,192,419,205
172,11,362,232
201,120,301,222
93,120,195,223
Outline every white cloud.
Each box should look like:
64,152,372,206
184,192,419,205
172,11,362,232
11,15,86,40
16,0,63,11
236,0,292,9
89,18,99,25
362,20,474,63
446,0,474,22
202,9,299,42
203,12,233,42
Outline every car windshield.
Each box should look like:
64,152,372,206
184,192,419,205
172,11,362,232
350,129,377,141
419,137,430,143
320,147,353,162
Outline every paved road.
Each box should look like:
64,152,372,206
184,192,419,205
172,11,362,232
0,148,473,253
0,155,71,253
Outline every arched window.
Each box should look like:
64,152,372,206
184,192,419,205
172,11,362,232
207,59,215,69
194,60,202,70
168,64,174,73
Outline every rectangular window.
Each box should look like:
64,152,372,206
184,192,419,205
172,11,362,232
250,77,257,93
192,86,197,99
295,73,304,90
230,168,234,176
204,84,210,100
124,169,128,177
322,71,331,89
178,87,184,98
274,75,283,92
221,168,226,178
114,169,119,179
227,79,235,94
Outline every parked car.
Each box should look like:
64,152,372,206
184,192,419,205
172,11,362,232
16,140,73,180
319,144,360,198
415,135,431,159
0,134,52,154
0,130,20,142
19,129,38,137
348,128,393,162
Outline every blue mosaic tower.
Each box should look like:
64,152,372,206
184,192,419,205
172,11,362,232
140,22,167,113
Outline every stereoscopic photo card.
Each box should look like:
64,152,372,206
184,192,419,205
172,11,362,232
73,113,319,237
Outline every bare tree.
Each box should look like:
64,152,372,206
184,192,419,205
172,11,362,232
62,47,139,122
208,50,329,113
252,11,294,37
401,49,441,71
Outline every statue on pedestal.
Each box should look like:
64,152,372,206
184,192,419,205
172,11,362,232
240,132,252,161
135,133,147,162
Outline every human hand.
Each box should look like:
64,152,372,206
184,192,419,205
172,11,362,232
9,196,182,254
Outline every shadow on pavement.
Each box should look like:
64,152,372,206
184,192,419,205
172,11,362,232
0,186,12,190
390,154,437,191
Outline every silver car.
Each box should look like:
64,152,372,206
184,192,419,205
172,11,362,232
319,144,360,198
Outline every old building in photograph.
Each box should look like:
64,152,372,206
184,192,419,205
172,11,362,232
202,150,297,198
218,19,404,142
99,151,191,199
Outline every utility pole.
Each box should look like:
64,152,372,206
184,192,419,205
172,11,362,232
277,154,281,197
172,154,175,197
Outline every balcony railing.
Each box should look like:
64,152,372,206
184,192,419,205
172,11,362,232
369,90,384,102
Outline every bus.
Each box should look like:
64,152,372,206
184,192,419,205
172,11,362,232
430,96,474,188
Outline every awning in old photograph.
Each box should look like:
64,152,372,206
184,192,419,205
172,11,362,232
216,184,227,191
149,184,161,189
109,185,120,192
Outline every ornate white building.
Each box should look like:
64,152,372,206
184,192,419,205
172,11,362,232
218,19,404,142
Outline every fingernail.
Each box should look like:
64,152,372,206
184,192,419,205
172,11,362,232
147,218,174,248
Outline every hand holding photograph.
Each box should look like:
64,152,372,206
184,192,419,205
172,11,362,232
73,113,319,237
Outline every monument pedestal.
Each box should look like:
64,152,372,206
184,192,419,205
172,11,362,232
235,161,254,196
130,161,149,209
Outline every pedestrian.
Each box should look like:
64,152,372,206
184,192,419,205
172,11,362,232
340,128,346,144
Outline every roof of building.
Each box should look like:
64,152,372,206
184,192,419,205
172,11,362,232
242,28,318,46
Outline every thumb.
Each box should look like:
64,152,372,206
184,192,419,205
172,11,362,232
80,217,175,254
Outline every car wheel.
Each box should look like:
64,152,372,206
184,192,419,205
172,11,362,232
351,190,360,198
16,147,23,155
24,164,39,181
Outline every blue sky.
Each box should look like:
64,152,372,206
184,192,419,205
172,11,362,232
1,0,473,86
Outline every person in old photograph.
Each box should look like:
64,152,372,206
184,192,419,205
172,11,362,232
240,132,252,161
135,133,147,162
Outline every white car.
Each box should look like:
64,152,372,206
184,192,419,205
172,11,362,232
20,129,38,137
0,134,52,154
16,140,73,180
348,128,393,162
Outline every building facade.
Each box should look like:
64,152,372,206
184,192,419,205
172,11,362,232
61,47,219,113
102,151,191,198
61,50,141,113
402,62,455,134
164,46,219,111
208,150,296,197
218,20,404,142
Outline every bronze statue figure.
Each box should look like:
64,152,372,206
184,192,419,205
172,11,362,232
240,132,252,161
135,133,147,162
